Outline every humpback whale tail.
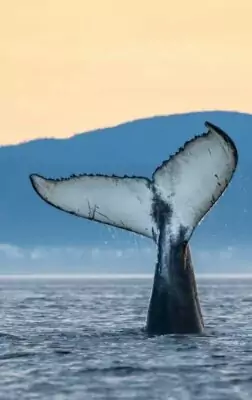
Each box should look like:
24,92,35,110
30,121,238,244
29,121,238,335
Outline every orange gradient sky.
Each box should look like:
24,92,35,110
1,0,252,145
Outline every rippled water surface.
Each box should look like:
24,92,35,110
1,276,252,399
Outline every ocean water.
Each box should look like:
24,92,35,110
0,276,252,400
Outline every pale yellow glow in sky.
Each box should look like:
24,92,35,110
0,0,252,144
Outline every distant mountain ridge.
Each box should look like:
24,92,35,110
1,110,251,248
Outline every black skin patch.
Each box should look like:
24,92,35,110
146,223,204,335
147,185,203,335
151,187,173,229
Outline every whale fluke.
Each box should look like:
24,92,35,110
30,121,238,243
29,120,238,335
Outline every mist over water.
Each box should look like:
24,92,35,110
1,240,252,275
0,276,252,399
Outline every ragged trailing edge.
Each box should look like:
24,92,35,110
152,121,238,178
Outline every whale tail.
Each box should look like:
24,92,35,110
29,121,238,242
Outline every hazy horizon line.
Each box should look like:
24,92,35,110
0,273,252,280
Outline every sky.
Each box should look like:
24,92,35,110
1,0,252,145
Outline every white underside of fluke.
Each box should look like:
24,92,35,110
152,122,238,237
30,122,238,241
30,174,154,238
